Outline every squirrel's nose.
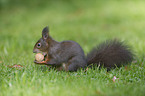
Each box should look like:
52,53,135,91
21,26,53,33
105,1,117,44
33,49,37,53
33,48,41,53
33,50,36,53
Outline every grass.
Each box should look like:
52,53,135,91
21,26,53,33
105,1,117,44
0,0,145,96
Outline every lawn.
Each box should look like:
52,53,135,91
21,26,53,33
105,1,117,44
0,0,145,96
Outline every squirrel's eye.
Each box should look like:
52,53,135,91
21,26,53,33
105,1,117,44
37,43,41,48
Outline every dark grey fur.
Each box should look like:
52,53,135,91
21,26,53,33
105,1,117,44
87,40,134,70
33,26,134,71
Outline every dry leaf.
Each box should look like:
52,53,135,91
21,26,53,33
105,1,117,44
84,67,89,72
112,76,119,82
125,66,131,70
125,66,128,70
7,64,24,69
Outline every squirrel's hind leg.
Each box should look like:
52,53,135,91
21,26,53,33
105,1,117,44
67,56,87,72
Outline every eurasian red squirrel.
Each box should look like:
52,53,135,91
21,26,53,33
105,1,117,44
33,26,134,71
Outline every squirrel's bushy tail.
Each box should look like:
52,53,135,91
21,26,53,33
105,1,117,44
87,40,134,69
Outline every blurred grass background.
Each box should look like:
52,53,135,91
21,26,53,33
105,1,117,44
0,0,145,96
1,0,145,54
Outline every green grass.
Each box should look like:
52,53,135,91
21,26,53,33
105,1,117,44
0,0,145,96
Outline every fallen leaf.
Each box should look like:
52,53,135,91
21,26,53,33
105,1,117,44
125,66,128,70
7,64,24,69
125,66,131,70
84,67,89,72
112,76,119,82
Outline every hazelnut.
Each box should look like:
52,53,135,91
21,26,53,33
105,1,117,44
35,53,44,62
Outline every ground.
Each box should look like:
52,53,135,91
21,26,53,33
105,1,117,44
0,0,145,96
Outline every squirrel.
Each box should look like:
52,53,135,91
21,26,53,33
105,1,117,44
33,26,134,72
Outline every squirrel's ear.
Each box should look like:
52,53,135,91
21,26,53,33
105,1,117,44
42,26,49,40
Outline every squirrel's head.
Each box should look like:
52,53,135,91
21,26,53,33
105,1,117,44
33,26,52,55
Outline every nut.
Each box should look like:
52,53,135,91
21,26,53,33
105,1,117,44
35,53,44,62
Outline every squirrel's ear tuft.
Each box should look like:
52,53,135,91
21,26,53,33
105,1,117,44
42,26,49,40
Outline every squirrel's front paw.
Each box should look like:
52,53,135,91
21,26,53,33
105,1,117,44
34,60,40,64
34,60,46,64
34,60,38,63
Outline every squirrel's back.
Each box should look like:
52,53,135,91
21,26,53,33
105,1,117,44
33,26,134,71
87,40,134,70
